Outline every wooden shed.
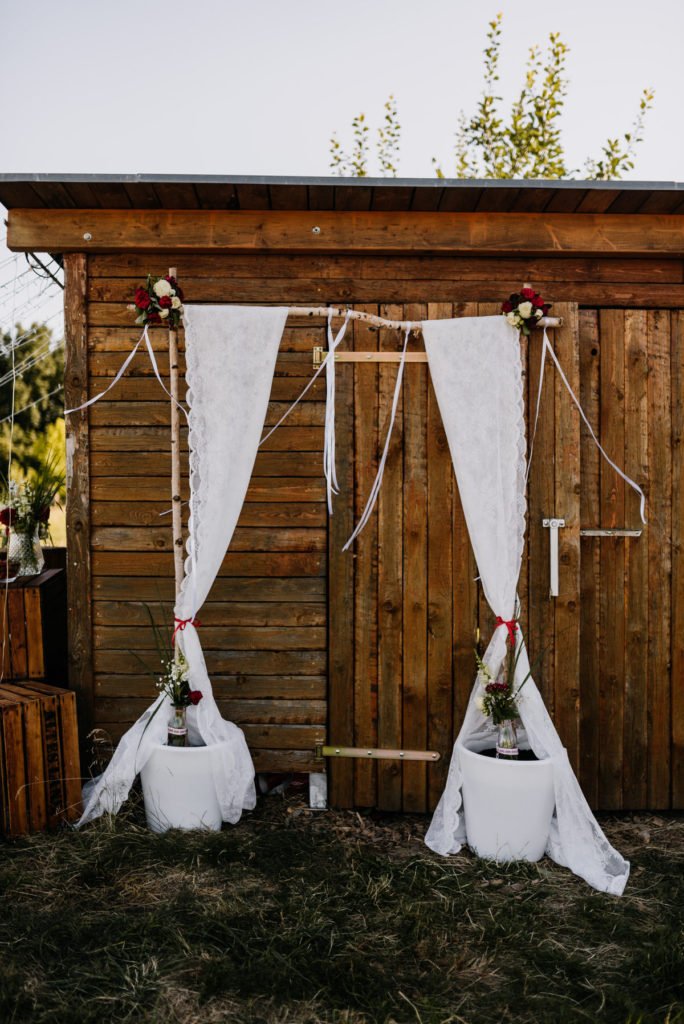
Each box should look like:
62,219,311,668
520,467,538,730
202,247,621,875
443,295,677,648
2,173,683,813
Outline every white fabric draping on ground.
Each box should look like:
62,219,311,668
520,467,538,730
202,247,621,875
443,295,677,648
422,315,630,895
78,305,288,826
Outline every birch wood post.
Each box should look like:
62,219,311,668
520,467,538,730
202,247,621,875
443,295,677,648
168,266,184,599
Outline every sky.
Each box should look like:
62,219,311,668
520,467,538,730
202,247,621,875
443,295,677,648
1,0,683,334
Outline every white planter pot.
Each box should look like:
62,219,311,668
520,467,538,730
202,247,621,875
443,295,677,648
459,738,555,862
140,742,224,833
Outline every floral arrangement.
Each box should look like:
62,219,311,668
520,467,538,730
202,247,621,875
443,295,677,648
129,274,184,328
501,286,551,336
156,647,203,710
474,622,527,726
0,452,64,539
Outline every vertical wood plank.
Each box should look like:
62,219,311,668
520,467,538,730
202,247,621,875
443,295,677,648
672,310,684,809
402,302,428,812
7,590,28,680
426,302,453,808
353,306,379,807
452,304,480,736
552,303,581,772
377,304,404,811
25,588,45,679
328,326,355,808
598,309,625,809
1,703,28,836
578,309,601,807
647,310,672,808
64,252,94,733
623,309,649,807
527,308,555,714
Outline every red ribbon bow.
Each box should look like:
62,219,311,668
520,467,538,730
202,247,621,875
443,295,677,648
172,616,201,644
495,616,519,645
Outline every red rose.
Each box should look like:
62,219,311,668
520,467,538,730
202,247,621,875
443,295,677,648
520,287,535,300
532,295,545,308
502,301,513,313
135,287,151,310
147,311,161,325
0,507,15,527
158,295,172,309
188,690,203,705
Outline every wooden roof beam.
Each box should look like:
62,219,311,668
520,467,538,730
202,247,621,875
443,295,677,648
7,208,684,256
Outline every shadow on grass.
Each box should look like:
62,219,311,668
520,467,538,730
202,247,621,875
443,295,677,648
0,793,682,1024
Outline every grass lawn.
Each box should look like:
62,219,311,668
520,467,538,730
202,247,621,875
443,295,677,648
0,791,682,1024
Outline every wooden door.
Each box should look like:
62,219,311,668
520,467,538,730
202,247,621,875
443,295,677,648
328,301,682,812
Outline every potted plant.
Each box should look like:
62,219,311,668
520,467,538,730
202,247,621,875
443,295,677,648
138,613,224,833
458,626,555,862
0,452,64,577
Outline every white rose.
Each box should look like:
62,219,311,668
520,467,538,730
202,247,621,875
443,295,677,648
475,695,487,714
153,279,173,298
518,301,533,318
506,312,518,326
534,308,543,318
159,308,169,319
171,296,181,309
127,304,137,311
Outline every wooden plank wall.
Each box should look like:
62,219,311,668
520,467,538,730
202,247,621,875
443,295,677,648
85,254,684,806
578,309,679,810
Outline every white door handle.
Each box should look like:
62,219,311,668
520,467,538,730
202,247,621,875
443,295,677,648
542,517,566,597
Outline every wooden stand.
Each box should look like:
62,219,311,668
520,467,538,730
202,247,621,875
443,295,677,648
168,266,184,600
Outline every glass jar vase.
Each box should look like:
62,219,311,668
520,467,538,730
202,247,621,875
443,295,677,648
8,528,45,577
496,719,519,759
167,705,188,747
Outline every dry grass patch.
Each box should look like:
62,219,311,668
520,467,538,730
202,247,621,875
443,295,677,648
0,791,682,1024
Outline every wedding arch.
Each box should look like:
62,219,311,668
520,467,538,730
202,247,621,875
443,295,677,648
77,300,646,895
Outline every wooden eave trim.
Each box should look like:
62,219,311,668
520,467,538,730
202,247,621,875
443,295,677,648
8,208,684,256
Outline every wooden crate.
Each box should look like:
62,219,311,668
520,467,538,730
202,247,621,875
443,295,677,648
0,569,68,682
0,680,81,836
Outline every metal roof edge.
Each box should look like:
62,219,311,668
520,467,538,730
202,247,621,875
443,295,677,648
0,172,682,192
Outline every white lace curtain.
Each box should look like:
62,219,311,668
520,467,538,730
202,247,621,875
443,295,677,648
78,305,288,825
422,315,630,895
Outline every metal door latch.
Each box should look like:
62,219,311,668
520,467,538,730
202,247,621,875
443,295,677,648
542,517,566,598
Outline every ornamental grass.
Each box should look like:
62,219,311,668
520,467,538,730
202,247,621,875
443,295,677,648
0,790,682,1024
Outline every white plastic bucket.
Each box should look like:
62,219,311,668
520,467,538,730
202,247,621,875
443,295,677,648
140,742,224,833
459,739,555,862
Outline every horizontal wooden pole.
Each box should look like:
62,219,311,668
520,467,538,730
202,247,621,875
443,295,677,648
8,208,684,255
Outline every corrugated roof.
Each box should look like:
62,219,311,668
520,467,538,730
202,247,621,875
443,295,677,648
1,174,684,215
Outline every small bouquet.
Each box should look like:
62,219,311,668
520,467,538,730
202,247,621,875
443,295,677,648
129,274,184,328
501,286,551,336
156,647,203,710
0,451,64,541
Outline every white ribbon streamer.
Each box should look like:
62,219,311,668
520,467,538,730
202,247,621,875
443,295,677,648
323,311,352,514
64,326,189,422
342,323,411,551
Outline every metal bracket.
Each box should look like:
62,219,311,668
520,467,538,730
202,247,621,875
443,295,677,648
312,345,324,367
315,744,440,762
579,528,643,538
542,517,566,598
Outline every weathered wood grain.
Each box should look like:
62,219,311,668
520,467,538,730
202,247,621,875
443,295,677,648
353,307,379,807
598,310,626,810
578,310,601,807
376,304,405,811
673,311,684,809
402,303,428,812
647,310,672,808
64,252,94,733
12,208,684,254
